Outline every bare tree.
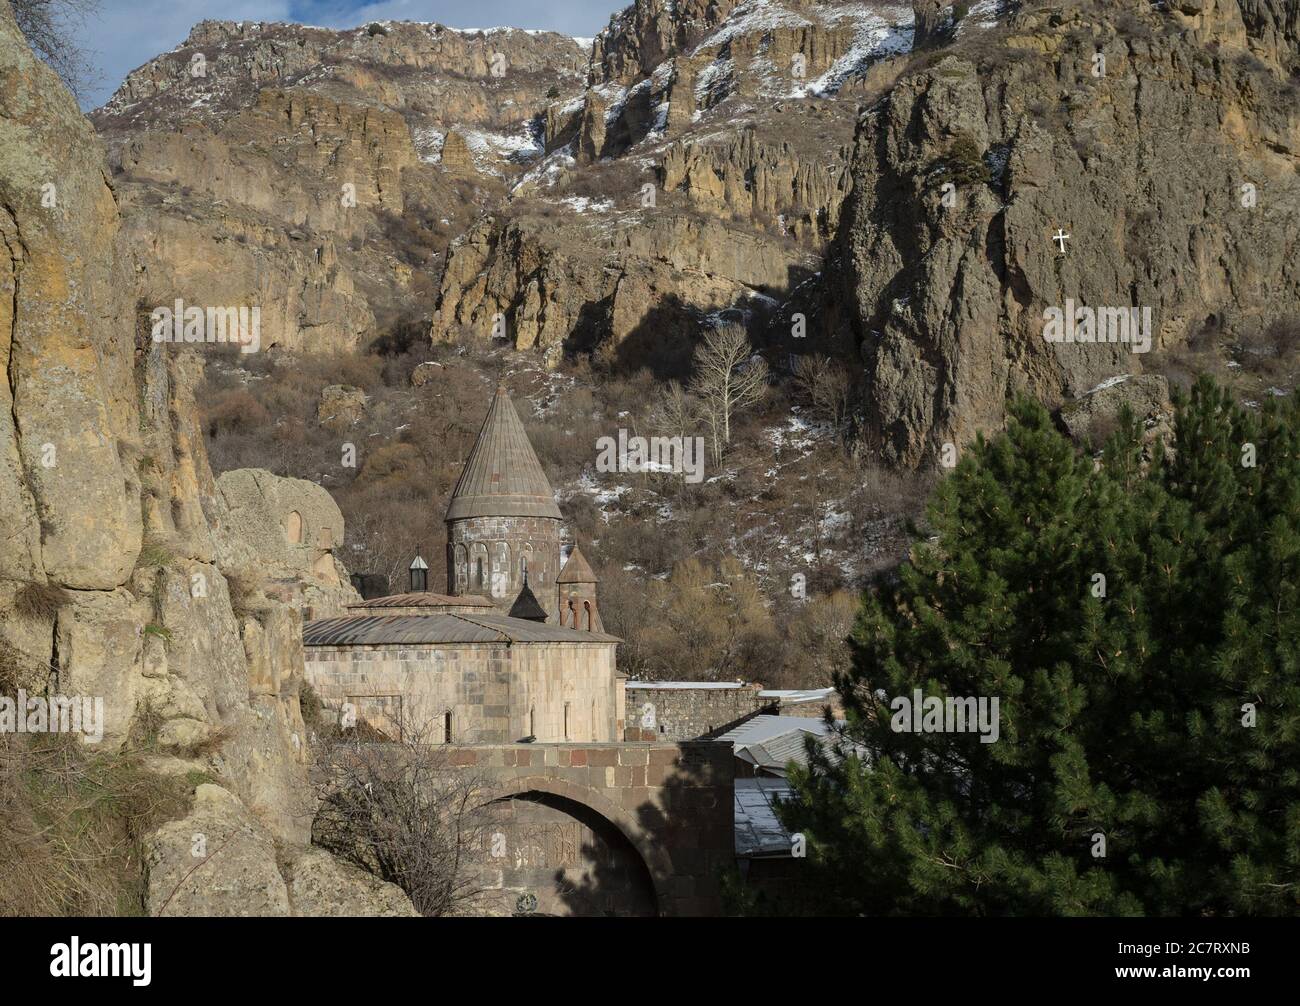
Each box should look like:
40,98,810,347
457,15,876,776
647,379,697,441
12,0,99,100
344,508,426,595
311,710,493,917
793,354,853,432
689,324,769,463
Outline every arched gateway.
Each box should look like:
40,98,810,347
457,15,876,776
449,742,733,917
481,777,670,917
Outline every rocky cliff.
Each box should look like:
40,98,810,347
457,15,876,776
430,0,919,371
93,20,590,354
0,1,409,915
79,0,1300,466
829,0,1300,465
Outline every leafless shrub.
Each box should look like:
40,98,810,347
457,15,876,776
311,712,493,917
11,0,100,99
792,354,853,432
1237,315,1300,375
1264,315,1300,359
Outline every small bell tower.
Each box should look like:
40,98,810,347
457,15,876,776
556,544,601,631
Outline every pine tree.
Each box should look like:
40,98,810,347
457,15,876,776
779,380,1300,915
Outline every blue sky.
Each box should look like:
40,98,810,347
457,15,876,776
72,0,619,109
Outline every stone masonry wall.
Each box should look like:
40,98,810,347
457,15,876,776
452,740,734,917
305,640,620,742
624,683,772,741
447,514,562,619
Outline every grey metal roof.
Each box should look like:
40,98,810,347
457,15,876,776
303,612,620,647
740,731,821,775
757,687,836,703
348,592,494,610
717,715,842,778
735,778,796,858
716,715,831,746
445,385,562,521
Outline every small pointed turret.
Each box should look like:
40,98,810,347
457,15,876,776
557,543,602,631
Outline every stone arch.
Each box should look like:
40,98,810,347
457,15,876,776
285,510,303,544
471,542,487,589
485,775,675,916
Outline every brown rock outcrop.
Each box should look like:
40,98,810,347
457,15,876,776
93,20,590,353
0,2,411,915
830,0,1300,466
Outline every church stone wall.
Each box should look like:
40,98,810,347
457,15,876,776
447,514,562,619
624,683,772,741
304,640,619,743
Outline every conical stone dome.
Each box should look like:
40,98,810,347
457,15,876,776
445,385,562,521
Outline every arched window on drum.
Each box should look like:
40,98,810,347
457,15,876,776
471,542,488,589
454,544,468,591
491,542,510,597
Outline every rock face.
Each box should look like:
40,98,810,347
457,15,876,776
215,468,361,618
148,785,416,917
829,0,1300,466
434,207,819,370
1059,374,1173,449
592,0,739,85
431,0,918,370
85,2,924,375
317,384,368,433
93,20,590,354
148,784,294,917
0,2,413,916
284,848,420,917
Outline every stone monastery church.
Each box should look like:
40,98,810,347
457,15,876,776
304,385,622,745
299,386,826,916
